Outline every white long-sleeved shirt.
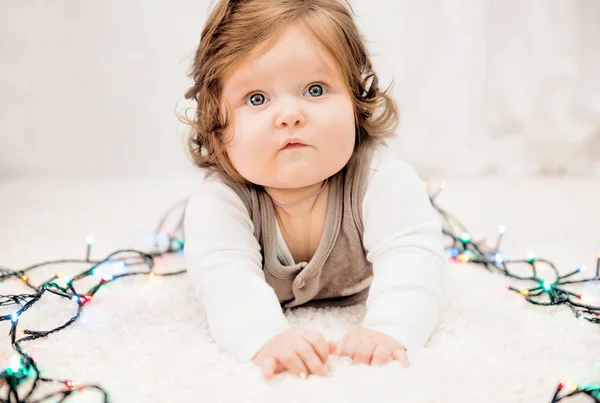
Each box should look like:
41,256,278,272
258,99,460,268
183,144,446,363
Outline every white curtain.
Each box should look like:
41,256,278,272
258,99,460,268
373,0,600,178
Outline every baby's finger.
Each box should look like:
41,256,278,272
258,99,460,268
392,349,410,368
338,333,364,358
272,357,286,376
300,331,329,364
262,357,277,379
353,338,378,365
296,339,327,377
328,341,338,355
278,349,310,378
336,330,354,355
370,344,394,366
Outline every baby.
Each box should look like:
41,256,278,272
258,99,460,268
182,0,445,379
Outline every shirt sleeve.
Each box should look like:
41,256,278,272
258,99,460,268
361,146,447,352
183,173,290,363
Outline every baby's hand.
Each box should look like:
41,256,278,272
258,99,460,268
252,328,337,379
336,328,409,367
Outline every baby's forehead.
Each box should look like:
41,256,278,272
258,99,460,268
229,58,338,84
223,27,344,85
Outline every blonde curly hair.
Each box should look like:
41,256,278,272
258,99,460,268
180,0,399,184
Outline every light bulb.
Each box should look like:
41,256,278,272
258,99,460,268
527,251,536,263
494,253,504,264
9,356,22,372
445,247,459,257
459,253,470,262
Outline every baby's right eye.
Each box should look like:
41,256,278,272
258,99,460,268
247,93,267,107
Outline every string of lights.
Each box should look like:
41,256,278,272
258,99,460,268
427,182,600,402
0,185,598,402
0,199,187,403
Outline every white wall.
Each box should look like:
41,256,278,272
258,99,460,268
1,0,599,178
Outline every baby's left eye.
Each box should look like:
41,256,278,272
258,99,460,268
305,84,326,98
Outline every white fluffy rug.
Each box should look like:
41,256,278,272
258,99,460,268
1,177,599,403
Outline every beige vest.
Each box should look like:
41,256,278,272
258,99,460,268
220,144,377,309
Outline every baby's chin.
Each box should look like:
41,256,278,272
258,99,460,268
258,177,324,190
241,159,347,189
251,170,330,190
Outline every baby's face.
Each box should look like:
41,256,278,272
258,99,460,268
220,24,355,189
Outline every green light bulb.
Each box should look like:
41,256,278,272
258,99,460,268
460,232,471,243
543,281,552,291
527,251,536,263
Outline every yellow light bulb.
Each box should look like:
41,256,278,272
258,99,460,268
520,289,530,296
56,273,62,278
149,272,155,277
21,275,28,282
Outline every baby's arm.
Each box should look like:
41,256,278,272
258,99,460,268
361,148,446,352
183,174,290,362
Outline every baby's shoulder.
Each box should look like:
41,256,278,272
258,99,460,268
365,142,419,183
187,169,249,210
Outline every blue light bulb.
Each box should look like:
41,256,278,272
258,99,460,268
494,253,504,264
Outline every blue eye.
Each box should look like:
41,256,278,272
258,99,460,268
247,93,266,106
305,84,326,97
